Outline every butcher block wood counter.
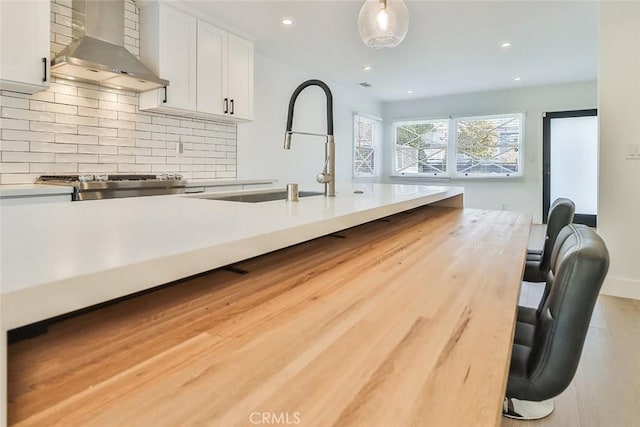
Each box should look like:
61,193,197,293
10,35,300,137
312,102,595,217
7,206,531,427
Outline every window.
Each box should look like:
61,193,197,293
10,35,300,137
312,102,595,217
394,119,449,176
393,113,524,178
455,114,523,177
353,114,382,177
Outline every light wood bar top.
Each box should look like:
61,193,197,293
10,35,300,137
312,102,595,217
8,206,531,426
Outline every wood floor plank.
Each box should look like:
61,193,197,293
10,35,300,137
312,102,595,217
574,325,640,427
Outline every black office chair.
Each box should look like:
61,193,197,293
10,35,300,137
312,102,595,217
524,198,575,283
504,224,609,420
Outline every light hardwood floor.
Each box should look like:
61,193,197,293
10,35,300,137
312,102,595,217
502,282,640,427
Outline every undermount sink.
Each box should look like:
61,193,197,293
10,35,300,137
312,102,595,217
194,189,324,203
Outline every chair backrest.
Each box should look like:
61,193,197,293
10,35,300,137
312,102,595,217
526,224,609,399
541,198,575,272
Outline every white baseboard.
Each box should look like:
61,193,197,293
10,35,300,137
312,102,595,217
600,275,640,300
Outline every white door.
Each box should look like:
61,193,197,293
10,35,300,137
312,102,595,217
227,34,254,120
543,110,598,226
159,5,197,111
0,0,50,93
197,21,228,115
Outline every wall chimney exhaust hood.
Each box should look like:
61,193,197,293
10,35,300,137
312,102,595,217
51,0,168,92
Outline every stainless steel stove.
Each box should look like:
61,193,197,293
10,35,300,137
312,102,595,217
36,174,187,201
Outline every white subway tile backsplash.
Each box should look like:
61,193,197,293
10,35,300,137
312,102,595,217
0,118,30,130
55,133,98,145
100,155,135,164
166,126,193,136
2,107,54,122
1,96,30,109
99,100,135,113
78,163,118,173
78,144,118,155
119,111,151,123
56,113,99,126
136,122,166,132
118,129,150,139
77,107,117,120
151,132,179,142
51,2,71,16
30,162,77,173
136,139,167,149
31,141,77,153
30,99,77,115
30,121,77,134
100,137,135,147
119,147,151,156
77,88,118,102
48,82,78,96
0,163,30,173
55,94,99,108
3,152,55,163
1,1,237,183
118,163,152,173
50,22,72,37
55,153,99,163
98,118,135,130
3,129,54,142
1,173,40,184
0,140,30,151
78,126,118,137
152,116,181,127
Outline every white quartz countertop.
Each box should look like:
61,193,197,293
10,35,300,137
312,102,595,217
185,178,276,187
0,184,74,198
0,183,463,329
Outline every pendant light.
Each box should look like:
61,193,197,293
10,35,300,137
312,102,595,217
358,0,409,48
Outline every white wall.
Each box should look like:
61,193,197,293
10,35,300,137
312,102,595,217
382,82,597,222
237,53,382,190
598,2,640,299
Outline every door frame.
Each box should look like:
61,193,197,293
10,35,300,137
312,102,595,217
542,109,598,227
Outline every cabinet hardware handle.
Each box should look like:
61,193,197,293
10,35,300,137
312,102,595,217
42,57,47,82
230,99,235,115
162,86,168,103
224,98,229,114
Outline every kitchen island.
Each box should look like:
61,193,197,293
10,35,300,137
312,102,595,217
1,184,530,426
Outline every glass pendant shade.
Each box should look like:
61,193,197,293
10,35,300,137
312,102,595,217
358,0,409,48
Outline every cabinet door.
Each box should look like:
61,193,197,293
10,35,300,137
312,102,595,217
158,5,197,111
197,21,228,115
227,34,254,120
0,0,50,93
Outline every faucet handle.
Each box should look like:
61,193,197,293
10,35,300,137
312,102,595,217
316,173,333,184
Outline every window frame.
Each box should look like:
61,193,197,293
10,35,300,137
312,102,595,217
452,112,525,179
392,118,450,178
391,112,525,180
352,113,382,178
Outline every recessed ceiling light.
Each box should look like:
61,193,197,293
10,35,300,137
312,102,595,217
363,65,372,71
407,90,413,94
500,41,512,49
66,76,75,80
281,18,294,26
514,76,522,81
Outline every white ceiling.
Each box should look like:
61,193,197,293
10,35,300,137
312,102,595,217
181,1,598,102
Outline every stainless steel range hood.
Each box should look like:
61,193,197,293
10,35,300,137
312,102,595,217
51,0,168,92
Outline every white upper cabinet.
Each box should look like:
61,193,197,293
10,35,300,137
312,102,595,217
139,3,254,122
197,21,228,116
140,3,197,112
0,0,50,94
227,34,254,121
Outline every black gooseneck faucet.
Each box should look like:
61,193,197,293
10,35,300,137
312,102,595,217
283,79,336,197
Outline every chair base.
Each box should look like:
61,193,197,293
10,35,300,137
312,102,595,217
503,397,554,420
